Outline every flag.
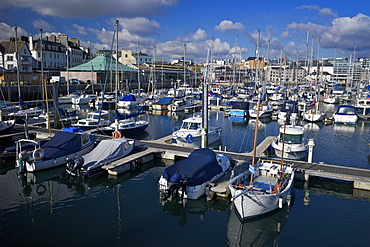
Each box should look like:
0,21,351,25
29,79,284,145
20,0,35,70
249,165,255,175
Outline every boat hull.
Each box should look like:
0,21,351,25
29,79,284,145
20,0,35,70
24,141,96,172
173,128,222,148
229,165,295,220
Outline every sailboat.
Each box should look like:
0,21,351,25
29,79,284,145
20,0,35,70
228,95,295,220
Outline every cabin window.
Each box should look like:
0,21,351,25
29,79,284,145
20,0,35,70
81,134,90,145
281,134,302,144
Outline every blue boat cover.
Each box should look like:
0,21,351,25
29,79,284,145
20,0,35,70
154,97,173,105
41,131,83,160
120,94,136,102
335,105,356,115
280,101,298,113
161,148,222,186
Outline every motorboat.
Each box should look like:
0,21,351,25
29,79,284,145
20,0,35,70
71,94,98,104
158,148,231,200
58,92,81,104
0,120,15,135
229,159,294,220
99,119,149,137
271,123,308,160
172,114,222,148
167,98,195,112
65,138,134,177
152,97,174,111
227,101,250,118
16,127,97,172
333,105,358,124
249,102,274,118
117,94,143,108
72,110,112,130
355,97,370,120
97,109,148,137
277,101,300,121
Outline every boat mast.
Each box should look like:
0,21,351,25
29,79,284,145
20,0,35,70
40,28,45,102
137,42,141,94
279,121,287,178
183,43,186,85
115,19,119,96
250,94,260,185
201,47,211,148
14,27,21,103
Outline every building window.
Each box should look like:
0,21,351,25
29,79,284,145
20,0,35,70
7,56,13,61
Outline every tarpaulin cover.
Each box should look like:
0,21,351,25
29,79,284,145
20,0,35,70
120,94,136,102
154,97,173,105
280,101,298,113
41,131,83,160
161,148,222,186
81,139,132,170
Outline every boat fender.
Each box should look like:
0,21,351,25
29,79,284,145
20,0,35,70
278,197,283,208
113,130,121,139
33,148,44,161
36,184,47,196
185,134,194,143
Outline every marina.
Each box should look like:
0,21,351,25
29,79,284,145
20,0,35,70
2,1,370,246
1,102,370,246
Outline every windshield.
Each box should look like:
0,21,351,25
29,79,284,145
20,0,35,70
280,134,303,144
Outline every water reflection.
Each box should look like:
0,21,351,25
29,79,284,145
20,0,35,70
160,196,230,226
227,203,292,247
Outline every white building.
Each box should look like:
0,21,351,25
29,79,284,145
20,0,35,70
0,40,33,73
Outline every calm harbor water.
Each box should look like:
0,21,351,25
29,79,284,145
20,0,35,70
1,103,370,246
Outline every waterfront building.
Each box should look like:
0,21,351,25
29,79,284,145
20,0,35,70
0,40,33,73
29,36,67,72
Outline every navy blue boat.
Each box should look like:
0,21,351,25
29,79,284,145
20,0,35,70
158,148,231,200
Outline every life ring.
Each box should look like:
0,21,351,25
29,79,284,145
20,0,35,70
185,134,194,144
112,130,121,139
36,184,46,196
33,148,44,161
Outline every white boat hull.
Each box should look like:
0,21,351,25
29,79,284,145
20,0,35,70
173,128,222,148
24,142,95,172
229,162,295,220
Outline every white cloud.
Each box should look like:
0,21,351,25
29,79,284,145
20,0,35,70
281,31,290,39
179,28,208,42
215,20,245,33
72,24,88,36
296,5,337,18
0,22,29,40
288,13,370,54
119,17,161,36
0,0,179,18
32,19,54,31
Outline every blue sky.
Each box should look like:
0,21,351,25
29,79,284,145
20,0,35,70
1,0,369,62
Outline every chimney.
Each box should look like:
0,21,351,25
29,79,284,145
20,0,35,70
29,36,34,51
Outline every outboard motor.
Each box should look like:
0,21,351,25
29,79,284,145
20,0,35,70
164,173,182,200
70,157,84,176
